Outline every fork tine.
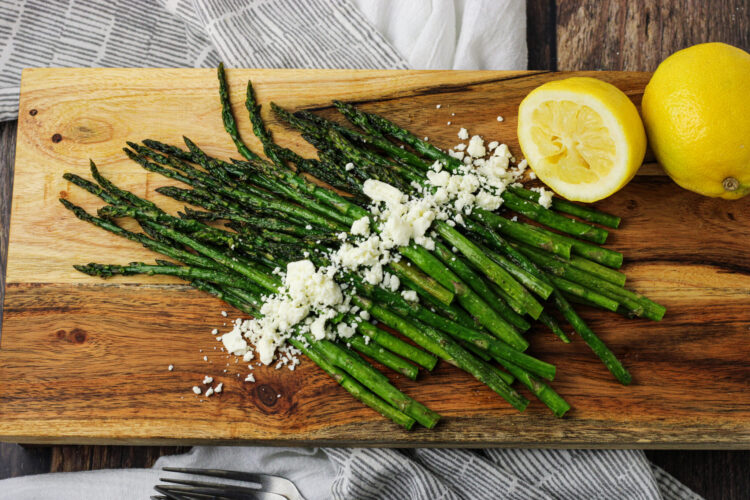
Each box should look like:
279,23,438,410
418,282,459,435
161,477,260,489
161,467,302,500
153,485,193,500
162,467,266,484
157,482,286,500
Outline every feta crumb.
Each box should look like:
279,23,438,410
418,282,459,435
214,383,223,393
363,179,405,206
497,115,504,122
203,355,208,362
448,149,465,160
467,135,486,158
168,364,174,371
423,136,429,141
211,328,218,335
531,186,554,208
244,373,255,383
488,141,499,151
401,290,419,302
202,375,213,384
221,311,227,317
436,104,441,109
350,216,371,237
205,387,214,397
345,162,354,171
192,386,202,395
305,224,312,230
458,128,469,140
446,121,451,125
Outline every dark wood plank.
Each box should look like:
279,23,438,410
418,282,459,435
526,0,557,70
0,120,16,333
49,445,188,473
556,0,750,71
0,443,50,480
645,450,750,500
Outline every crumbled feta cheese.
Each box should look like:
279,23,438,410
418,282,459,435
350,216,371,236
448,150,465,160
531,186,553,208
192,386,202,395
345,162,354,171
202,376,213,384
488,141,499,151
221,327,249,356
467,135,486,158
215,383,223,393
168,364,174,371
497,115,504,122
458,127,469,140
244,373,255,383
364,179,405,206
436,104,441,109
205,387,214,397
454,143,466,151
221,311,227,317
401,290,419,302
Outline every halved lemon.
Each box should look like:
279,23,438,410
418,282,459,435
517,77,647,202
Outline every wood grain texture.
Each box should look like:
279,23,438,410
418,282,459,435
1,68,749,448
556,0,750,71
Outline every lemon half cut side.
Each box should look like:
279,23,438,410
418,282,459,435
517,77,647,202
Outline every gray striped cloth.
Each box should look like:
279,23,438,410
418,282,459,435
325,448,701,500
0,0,407,121
0,1,702,499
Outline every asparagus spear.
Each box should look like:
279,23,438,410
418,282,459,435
505,185,621,229
346,332,419,380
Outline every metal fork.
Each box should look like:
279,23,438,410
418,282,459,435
152,467,305,500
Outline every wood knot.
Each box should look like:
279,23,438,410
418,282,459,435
55,328,88,344
29,109,37,116
256,384,279,407
62,117,113,144
626,199,638,210
51,133,62,143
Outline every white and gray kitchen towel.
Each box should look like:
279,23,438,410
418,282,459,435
0,1,700,498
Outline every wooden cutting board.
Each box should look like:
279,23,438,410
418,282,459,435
1,68,748,448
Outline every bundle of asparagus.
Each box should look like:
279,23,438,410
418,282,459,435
60,65,665,429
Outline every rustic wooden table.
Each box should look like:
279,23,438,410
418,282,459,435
0,1,748,497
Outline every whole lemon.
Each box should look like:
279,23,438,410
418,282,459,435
641,42,750,199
